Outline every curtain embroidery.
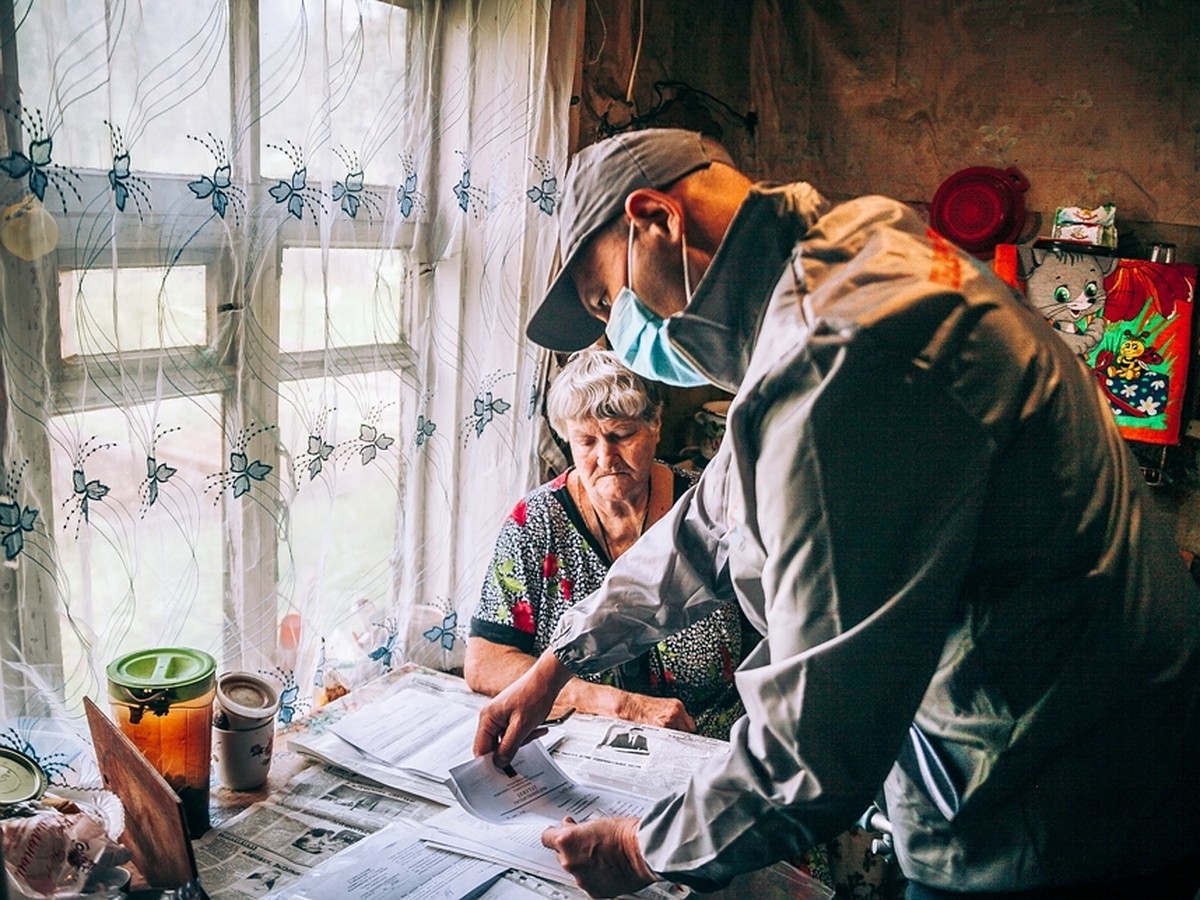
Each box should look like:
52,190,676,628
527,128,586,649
0,107,81,207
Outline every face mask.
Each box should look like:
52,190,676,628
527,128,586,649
605,221,709,388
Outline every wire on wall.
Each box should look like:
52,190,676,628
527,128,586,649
599,79,757,139
625,0,644,104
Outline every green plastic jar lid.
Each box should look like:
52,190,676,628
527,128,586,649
106,647,217,705
0,746,48,805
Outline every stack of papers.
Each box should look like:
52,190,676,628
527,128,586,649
289,684,483,804
274,667,833,900
421,741,651,889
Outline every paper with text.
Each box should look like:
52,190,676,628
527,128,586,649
330,686,477,779
448,741,650,826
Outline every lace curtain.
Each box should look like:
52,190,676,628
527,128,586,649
0,0,579,757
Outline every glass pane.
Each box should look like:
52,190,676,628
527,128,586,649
60,266,207,358
258,0,408,185
279,248,406,352
276,373,406,663
52,397,225,702
15,0,230,175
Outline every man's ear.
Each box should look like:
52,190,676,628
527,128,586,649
625,189,682,241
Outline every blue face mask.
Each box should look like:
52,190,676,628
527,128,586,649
605,222,710,388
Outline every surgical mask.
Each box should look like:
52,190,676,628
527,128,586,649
605,221,709,388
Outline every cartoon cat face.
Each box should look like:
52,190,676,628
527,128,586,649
1021,247,1118,356
1027,251,1108,326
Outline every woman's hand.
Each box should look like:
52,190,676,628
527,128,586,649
542,816,658,898
616,693,696,732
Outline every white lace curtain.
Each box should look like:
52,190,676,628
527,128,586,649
0,0,578,755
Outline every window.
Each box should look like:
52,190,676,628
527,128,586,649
0,0,567,723
1,0,418,715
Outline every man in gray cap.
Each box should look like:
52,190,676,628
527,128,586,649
475,128,1200,899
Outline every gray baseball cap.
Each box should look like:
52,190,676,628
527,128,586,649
526,129,734,351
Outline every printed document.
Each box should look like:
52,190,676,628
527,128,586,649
330,686,479,779
448,740,650,826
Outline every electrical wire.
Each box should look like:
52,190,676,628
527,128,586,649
625,0,644,105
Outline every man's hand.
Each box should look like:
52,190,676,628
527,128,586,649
541,816,657,898
473,650,572,766
616,693,696,732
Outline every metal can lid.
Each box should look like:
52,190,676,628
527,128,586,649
106,647,217,704
0,746,48,805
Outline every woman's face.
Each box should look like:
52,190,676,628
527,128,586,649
566,415,660,506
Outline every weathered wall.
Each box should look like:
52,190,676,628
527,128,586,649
579,0,1199,231
575,0,1200,549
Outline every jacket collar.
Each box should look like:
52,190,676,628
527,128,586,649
667,182,828,392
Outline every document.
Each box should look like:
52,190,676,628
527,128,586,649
448,741,650,826
330,686,479,778
268,820,506,899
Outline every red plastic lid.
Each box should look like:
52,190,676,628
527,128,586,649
930,166,1029,255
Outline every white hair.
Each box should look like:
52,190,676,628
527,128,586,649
545,349,662,439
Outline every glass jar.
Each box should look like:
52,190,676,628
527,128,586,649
106,648,216,837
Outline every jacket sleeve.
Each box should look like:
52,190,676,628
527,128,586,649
636,328,995,890
547,451,740,675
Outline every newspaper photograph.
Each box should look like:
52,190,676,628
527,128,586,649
272,764,446,832
548,713,731,799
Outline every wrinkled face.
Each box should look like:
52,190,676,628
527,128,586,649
565,416,660,505
569,217,692,325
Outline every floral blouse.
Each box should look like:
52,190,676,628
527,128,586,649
470,464,752,740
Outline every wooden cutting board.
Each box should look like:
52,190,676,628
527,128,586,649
83,696,198,889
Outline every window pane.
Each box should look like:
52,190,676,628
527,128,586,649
59,266,207,358
52,397,225,700
279,248,406,352
258,0,408,184
16,0,231,175
276,374,405,662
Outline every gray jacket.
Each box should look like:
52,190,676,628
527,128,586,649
548,183,1200,892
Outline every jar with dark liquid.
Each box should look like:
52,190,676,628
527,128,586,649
106,648,217,837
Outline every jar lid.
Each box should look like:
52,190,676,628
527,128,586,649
0,746,48,805
106,648,217,704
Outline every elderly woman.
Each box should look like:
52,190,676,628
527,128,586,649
466,349,750,740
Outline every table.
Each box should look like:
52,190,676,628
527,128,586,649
193,664,834,900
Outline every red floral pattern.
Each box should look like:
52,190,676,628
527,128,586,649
511,598,535,634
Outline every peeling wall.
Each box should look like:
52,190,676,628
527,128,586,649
579,0,1199,228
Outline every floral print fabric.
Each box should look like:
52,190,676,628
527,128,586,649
470,465,749,740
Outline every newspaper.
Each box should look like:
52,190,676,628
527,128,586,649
267,819,506,900
547,713,731,799
194,764,445,899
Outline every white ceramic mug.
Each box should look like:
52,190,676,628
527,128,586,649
213,718,275,791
